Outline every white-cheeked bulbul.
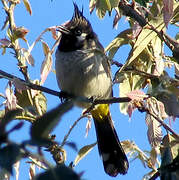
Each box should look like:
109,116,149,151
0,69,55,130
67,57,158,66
55,3,129,177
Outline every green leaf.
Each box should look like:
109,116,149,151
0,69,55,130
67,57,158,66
119,74,146,114
119,74,132,114
105,29,132,59
96,0,119,18
33,164,80,180
160,134,179,180
34,91,47,116
15,89,33,108
175,32,179,40
0,144,23,174
30,100,74,143
119,15,165,73
161,134,179,161
156,92,179,117
135,0,149,7
74,142,97,166
150,34,164,76
0,110,5,119
0,109,22,132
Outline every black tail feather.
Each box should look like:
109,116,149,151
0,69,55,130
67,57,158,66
93,113,129,177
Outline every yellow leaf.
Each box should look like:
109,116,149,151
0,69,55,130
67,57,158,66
96,0,119,18
120,16,165,72
105,29,132,59
74,142,97,166
119,74,131,114
23,0,32,15
41,40,50,56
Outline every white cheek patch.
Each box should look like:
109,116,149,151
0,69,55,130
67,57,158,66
77,33,87,42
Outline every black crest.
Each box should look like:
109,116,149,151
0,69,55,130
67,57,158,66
68,3,90,28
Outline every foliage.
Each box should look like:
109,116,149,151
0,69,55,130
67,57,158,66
0,0,179,179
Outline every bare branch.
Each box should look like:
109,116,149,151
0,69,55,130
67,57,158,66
149,171,160,180
0,69,131,104
0,69,60,97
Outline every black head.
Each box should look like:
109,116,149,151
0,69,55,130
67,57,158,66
58,3,101,52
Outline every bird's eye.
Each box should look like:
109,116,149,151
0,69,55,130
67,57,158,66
75,29,82,36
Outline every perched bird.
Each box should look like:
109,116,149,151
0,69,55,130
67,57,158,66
55,3,129,177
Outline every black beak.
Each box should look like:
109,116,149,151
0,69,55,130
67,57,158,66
56,25,71,35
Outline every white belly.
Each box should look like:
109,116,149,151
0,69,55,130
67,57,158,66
55,50,112,107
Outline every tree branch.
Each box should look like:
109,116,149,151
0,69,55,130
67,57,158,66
118,0,147,27
149,171,160,180
145,108,179,140
0,69,131,104
148,25,179,62
0,69,60,97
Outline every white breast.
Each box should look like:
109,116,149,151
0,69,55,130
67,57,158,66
55,49,112,107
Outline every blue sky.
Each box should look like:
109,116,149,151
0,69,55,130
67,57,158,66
0,0,178,180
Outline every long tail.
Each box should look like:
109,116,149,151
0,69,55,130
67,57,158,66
91,104,129,177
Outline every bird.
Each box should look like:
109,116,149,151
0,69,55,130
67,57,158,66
55,3,129,177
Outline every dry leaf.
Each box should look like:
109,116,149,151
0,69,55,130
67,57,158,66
21,48,35,66
40,52,52,85
145,98,163,147
89,0,97,14
127,90,148,101
163,0,173,27
13,27,29,42
49,27,58,40
12,78,28,93
0,38,11,47
126,102,136,120
29,163,36,180
41,40,50,56
85,118,92,138
5,83,17,110
149,147,159,169
23,0,32,15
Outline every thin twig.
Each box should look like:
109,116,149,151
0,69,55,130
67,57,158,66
149,171,160,180
28,156,48,170
61,114,88,147
0,69,60,97
94,97,131,104
145,108,179,140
